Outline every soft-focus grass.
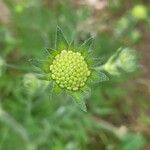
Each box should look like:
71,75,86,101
0,0,149,149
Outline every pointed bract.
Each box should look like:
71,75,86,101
55,26,68,50
68,40,76,50
90,69,109,83
70,86,91,112
28,59,43,69
42,48,52,57
72,93,87,112
79,37,93,55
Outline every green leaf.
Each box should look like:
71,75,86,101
121,133,145,150
55,26,68,50
79,37,93,55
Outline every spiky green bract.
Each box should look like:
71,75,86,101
30,26,108,111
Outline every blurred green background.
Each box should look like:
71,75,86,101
0,0,150,149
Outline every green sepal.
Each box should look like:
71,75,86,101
55,26,68,51
78,37,93,56
70,86,91,112
89,69,109,84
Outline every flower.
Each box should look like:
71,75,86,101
29,26,108,111
50,50,91,91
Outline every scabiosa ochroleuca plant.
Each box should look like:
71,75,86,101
29,26,109,111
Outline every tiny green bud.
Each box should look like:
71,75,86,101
131,5,147,20
15,5,24,13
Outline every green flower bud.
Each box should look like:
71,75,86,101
23,73,40,93
131,5,147,20
104,48,138,75
117,48,138,73
50,50,90,91
15,5,24,13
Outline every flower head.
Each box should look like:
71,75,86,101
30,26,108,111
50,50,90,91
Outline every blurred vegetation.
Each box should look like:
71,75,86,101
0,0,150,149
